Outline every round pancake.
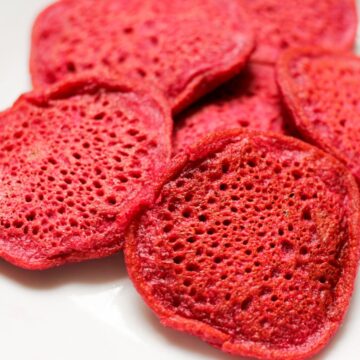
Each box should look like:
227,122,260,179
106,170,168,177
173,63,286,154
30,0,254,114
277,47,360,184
239,0,357,63
0,75,172,269
125,130,360,360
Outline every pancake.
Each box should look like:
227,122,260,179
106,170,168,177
239,0,357,63
277,47,360,184
0,75,172,269
30,0,254,114
173,63,286,154
125,130,360,360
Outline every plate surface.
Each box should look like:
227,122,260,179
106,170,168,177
0,1,359,359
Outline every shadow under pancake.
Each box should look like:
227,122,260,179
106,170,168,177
136,296,243,360
0,252,126,289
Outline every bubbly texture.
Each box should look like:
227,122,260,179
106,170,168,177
126,131,360,360
277,48,360,184
173,63,285,154
31,0,254,114
0,76,172,269
239,0,357,63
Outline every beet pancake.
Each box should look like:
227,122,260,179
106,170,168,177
0,75,172,270
125,131,360,360
30,0,254,114
238,0,357,63
173,63,286,154
277,48,360,184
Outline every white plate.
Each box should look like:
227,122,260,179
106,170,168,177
0,1,360,359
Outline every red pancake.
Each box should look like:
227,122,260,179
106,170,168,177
30,0,254,114
173,63,286,154
0,75,172,270
277,48,360,184
125,130,360,360
239,0,357,63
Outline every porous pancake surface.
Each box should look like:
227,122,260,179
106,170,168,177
31,0,254,113
239,0,357,63
0,76,172,269
173,63,285,154
278,48,360,184
126,131,360,360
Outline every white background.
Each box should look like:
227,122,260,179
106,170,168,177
0,1,360,359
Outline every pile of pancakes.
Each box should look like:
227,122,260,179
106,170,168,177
1,1,360,359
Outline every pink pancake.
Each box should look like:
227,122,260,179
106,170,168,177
30,0,254,114
173,63,286,154
0,75,172,269
239,0,357,63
